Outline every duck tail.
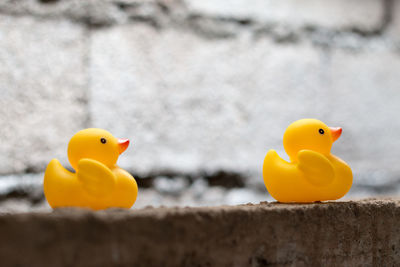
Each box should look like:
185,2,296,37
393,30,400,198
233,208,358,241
44,159,69,182
43,159,74,208
263,150,283,171
262,149,291,183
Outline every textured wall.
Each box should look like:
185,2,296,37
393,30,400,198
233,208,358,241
0,0,400,205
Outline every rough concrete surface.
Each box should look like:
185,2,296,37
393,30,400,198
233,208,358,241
0,198,398,266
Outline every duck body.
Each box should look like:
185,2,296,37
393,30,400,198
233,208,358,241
44,128,138,210
263,119,353,203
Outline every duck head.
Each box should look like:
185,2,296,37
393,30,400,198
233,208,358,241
283,119,342,162
67,128,130,171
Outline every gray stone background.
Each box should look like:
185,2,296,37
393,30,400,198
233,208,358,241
0,0,400,211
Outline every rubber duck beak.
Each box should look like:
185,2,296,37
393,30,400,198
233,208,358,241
329,127,342,142
118,138,130,154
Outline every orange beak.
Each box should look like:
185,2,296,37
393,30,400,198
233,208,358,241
118,138,130,154
329,127,342,142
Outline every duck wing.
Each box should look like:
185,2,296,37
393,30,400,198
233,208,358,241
297,150,335,186
77,158,116,197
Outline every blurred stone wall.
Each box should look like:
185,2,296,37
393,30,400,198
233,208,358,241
1,0,400,206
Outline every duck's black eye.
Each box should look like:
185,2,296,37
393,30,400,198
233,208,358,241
100,138,107,144
319,129,325,135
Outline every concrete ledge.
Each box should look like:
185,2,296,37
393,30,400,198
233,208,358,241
0,198,399,266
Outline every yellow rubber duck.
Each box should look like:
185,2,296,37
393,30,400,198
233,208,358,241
44,128,138,210
263,119,353,203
